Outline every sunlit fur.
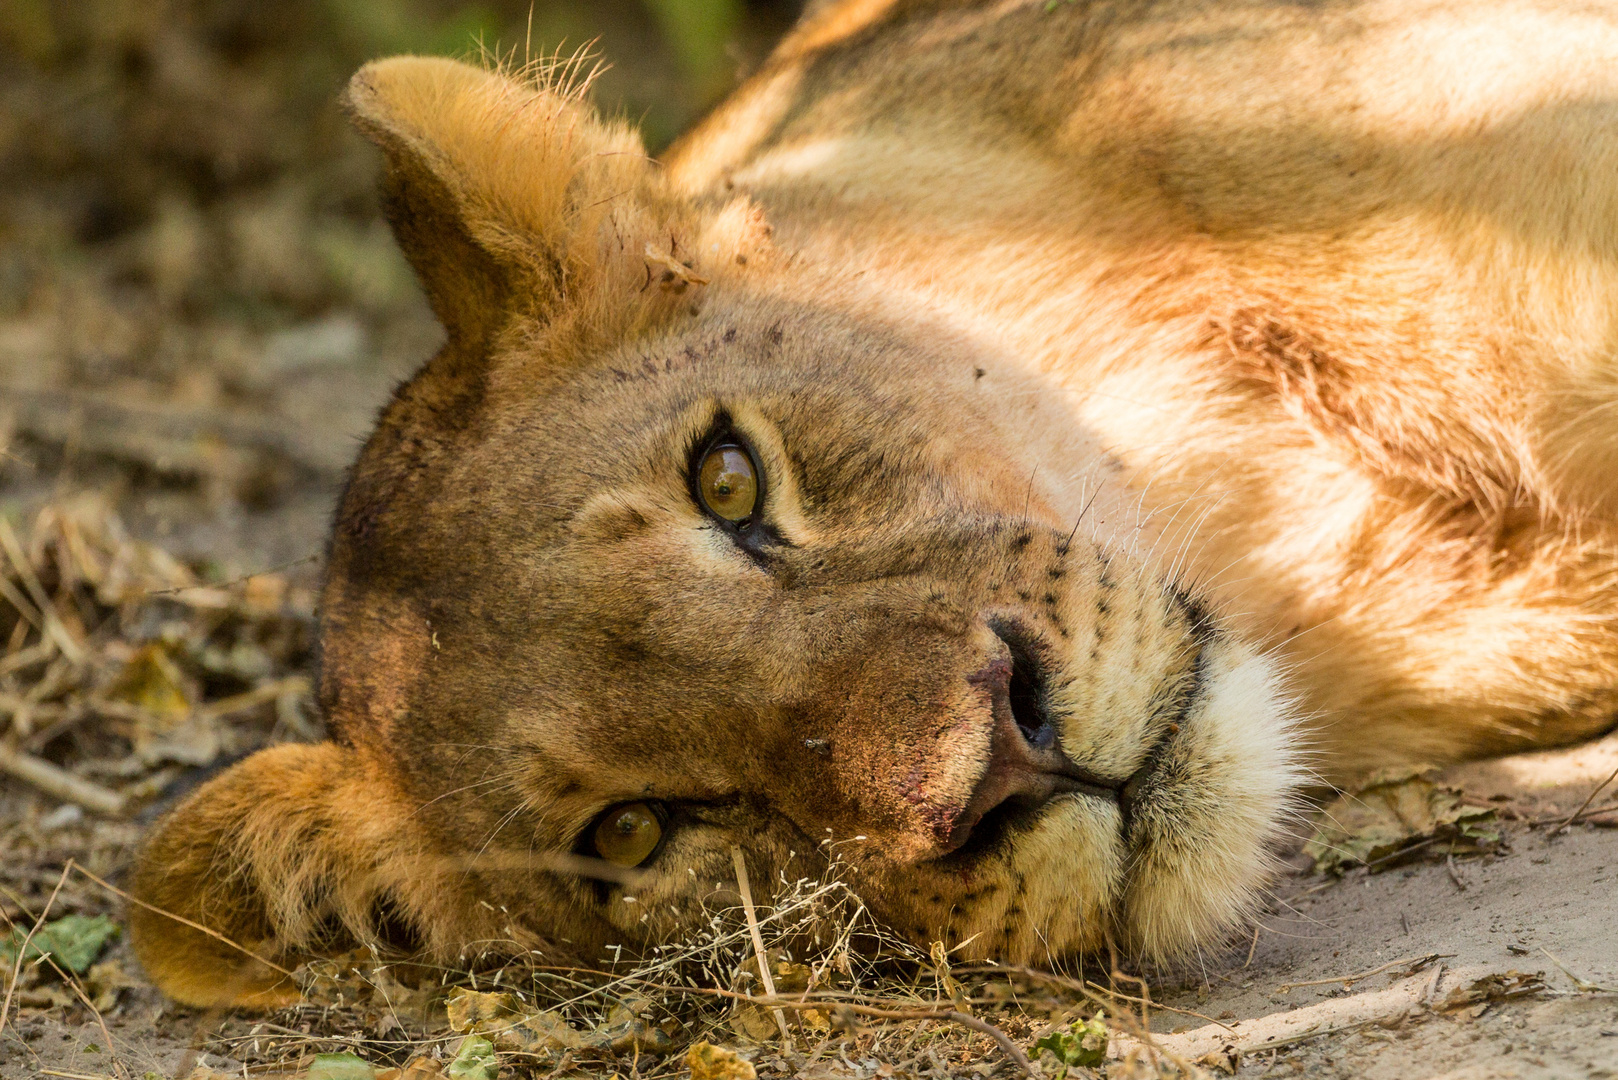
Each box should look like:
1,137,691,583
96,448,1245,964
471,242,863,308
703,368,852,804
132,0,1618,1007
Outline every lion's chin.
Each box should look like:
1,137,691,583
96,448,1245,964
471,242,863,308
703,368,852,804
1117,636,1304,958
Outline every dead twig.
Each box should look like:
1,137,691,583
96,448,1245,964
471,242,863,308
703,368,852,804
1549,762,1618,837
0,642,53,677
0,742,126,815
1275,953,1448,994
194,676,309,723
1527,800,1618,827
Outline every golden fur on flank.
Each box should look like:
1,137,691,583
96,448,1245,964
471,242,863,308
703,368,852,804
131,0,1618,1008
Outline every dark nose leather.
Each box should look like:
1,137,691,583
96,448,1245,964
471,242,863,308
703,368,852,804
941,657,1123,854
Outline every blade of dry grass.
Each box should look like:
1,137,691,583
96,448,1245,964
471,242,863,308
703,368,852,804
0,861,70,1039
0,516,85,664
1275,953,1448,994
1550,762,1618,837
731,845,790,1043
68,861,297,980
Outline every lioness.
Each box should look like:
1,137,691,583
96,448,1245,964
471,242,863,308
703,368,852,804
131,0,1618,1008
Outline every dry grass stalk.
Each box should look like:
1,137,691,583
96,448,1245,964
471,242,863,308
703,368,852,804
731,846,790,1043
0,861,69,1037
1549,762,1618,836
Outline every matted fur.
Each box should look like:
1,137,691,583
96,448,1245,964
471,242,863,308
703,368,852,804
131,0,1618,1007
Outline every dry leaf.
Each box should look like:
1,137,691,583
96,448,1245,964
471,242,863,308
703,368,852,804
1304,768,1502,874
1439,971,1547,1013
688,1041,757,1080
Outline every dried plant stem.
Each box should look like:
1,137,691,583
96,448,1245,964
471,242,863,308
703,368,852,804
68,861,297,979
0,517,85,664
1540,947,1618,993
0,742,126,815
1275,953,1447,994
647,980,1034,1078
837,1004,1033,1077
0,861,69,1039
0,866,123,1076
731,846,790,1043
1550,762,1618,837
0,573,41,631
955,964,1237,1034
1528,801,1618,827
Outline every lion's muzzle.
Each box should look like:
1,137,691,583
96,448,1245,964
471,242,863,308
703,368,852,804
942,628,1129,855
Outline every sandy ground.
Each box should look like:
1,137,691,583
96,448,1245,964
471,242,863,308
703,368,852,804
1147,734,1618,1078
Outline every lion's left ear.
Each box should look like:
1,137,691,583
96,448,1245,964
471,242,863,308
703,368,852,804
343,56,699,352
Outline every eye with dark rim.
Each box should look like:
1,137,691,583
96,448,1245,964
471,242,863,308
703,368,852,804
688,423,774,536
587,801,668,868
691,427,763,530
698,442,759,524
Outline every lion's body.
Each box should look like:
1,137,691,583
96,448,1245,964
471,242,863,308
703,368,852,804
130,0,1618,1008
670,0,1618,769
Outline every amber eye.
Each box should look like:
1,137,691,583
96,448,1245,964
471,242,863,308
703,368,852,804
698,444,759,522
592,802,663,867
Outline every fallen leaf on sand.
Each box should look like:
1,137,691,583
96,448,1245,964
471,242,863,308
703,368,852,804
688,1041,757,1080
1305,768,1502,874
0,913,120,974
1439,971,1547,1014
1196,1042,1243,1076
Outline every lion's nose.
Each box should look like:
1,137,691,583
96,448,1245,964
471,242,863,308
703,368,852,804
937,625,1124,854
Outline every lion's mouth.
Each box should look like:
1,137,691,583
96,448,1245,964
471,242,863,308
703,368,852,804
936,621,1177,860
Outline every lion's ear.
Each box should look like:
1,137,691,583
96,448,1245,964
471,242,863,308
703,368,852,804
343,56,670,350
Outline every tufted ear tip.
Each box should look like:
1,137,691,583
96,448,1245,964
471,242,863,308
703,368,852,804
339,54,670,351
341,55,506,152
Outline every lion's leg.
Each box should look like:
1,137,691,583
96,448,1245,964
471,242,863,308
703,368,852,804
128,742,423,1008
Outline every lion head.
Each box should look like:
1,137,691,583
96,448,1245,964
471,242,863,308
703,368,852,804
128,57,1300,1008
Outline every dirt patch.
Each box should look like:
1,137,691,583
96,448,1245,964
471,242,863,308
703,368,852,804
1149,741,1618,1079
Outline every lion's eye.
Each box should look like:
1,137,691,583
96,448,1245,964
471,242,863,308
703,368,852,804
698,444,759,522
592,802,663,867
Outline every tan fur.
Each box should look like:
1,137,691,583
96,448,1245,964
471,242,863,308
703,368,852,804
131,1,1618,1007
